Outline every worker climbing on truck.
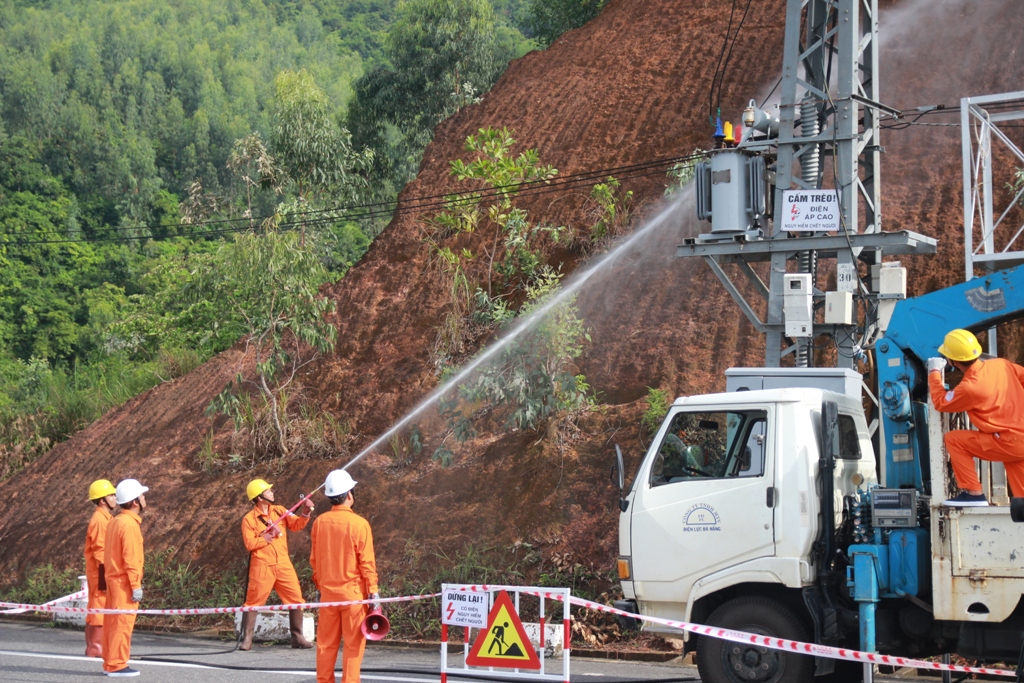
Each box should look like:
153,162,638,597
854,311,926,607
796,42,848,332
928,328,1024,506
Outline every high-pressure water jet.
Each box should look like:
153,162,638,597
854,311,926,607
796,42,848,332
341,192,691,471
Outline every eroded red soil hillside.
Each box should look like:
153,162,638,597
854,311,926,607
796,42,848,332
2,0,1023,589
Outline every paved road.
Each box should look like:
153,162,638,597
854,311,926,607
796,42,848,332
0,622,704,682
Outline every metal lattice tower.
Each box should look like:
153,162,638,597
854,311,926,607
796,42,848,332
678,0,935,368
960,91,1024,357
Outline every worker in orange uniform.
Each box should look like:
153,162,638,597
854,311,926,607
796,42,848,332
238,478,315,650
84,479,118,657
310,469,380,683
102,478,148,677
928,328,1024,506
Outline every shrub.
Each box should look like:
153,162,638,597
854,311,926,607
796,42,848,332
641,387,670,437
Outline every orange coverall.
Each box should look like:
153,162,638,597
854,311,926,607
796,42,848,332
310,506,379,683
929,357,1024,496
84,506,112,628
102,509,144,673
241,504,310,607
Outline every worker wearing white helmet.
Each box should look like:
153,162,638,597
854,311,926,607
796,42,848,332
310,469,380,683
102,478,149,677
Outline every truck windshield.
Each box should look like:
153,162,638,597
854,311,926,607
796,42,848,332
649,409,768,486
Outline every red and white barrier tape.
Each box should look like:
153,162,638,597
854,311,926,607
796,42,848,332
0,592,440,617
0,588,87,615
450,585,1016,678
4,582,1016,677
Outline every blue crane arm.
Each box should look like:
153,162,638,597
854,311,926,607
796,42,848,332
875,266,1024,489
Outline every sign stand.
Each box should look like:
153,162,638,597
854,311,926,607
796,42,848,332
441,585,571,683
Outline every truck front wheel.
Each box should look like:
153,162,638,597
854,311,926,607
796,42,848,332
697,596,815,683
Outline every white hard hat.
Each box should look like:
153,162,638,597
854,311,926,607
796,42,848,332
115,479,149,505
324,469,356,497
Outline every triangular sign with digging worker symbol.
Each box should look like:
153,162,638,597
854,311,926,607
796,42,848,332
465,590,542,669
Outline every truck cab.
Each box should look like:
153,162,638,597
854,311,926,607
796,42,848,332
615,362,1024,683
617,370,875,681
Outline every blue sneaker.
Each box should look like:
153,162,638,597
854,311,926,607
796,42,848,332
105,668,141,677
943,492,989,507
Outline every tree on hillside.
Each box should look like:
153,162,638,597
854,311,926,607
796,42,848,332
271,70,373,205
0,0,363,240
347,0,527,205
202,228,337,457
527,0,607,46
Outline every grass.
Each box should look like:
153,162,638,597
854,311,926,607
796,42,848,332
0,349,212,482
1,542,629,645
0,564,81,606
0,550,248,631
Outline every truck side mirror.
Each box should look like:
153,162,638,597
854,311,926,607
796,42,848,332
614,444,628,512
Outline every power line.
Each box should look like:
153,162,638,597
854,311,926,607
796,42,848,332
0,153,703,242
715,0,754,115
0,154,707,247
707,0,738,123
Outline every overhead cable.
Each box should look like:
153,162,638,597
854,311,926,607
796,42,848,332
0,153,707,247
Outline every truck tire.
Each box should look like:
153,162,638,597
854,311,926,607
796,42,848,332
697,596,815,683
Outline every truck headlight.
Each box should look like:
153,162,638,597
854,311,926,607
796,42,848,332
617,557,632,580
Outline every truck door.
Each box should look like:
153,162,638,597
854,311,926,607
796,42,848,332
630,407,775,601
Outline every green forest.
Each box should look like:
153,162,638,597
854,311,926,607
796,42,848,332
0,0,608,477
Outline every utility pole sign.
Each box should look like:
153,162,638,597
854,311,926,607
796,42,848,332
782,189,841,232
441,588,488,629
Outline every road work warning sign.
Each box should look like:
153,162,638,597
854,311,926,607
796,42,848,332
466,590,541,669
781,189,840,232
441,587,488,629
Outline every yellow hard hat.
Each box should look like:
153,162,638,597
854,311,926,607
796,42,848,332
246,479,272,502
939,329,983,362
88,479,117,501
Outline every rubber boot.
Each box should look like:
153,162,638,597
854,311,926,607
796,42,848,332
237,611,257,651
289,609,313,649
84,624,103,657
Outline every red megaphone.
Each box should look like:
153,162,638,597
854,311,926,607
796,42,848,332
361,608,390,641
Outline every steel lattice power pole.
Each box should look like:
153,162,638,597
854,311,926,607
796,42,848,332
677,0,933,371
766,0,882,368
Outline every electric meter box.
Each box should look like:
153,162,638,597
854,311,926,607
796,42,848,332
872,263,907,333
783,274,813,337
871,263,907,296
825,291,854,325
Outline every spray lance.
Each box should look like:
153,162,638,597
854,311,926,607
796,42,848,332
258,482,326,541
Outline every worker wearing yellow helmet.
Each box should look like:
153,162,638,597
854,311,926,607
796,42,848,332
238,478,315,650
83,479,118,658
927,329,1024,506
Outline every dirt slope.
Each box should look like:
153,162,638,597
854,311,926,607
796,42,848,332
2,0,1023,588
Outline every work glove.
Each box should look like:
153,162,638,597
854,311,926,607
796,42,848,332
927,357,947,373
132,588,144,603
370,592,382,612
